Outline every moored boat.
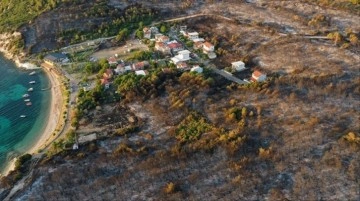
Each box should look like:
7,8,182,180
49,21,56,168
29,71,36,75
29,81,36,84
28,87,34,92
20,115,26,118
22,94,30,98
24,99,30,102
26,102,32,106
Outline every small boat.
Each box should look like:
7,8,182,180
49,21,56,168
29,81,36,84
29,71,36,76
26,102,32,106
24,99,30,102
22,94,30,98
20,115,26,118
28,87,34,92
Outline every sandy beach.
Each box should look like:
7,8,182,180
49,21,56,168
1,67,64,177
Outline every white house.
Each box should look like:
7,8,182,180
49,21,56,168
177,50,191,60
187,32,199,40
191,66,203,73
231,61,246,72
192,38,205,43
171,50,191,64
252,70,267,82
135,70,148,76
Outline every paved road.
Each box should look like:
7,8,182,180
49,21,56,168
208,65,247,85
152,13,235,25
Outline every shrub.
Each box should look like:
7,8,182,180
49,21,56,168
343,132,360,144
164,182,176,194
175,112,212,142
15,154,32,170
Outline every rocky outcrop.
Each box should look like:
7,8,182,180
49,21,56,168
0,32,25,65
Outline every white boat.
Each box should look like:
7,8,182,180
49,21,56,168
24,99,30,102
29,71,36,75
22,94,30,98
20,115,26,118
26,102,32,106
28,87,34,92
29,81,36,84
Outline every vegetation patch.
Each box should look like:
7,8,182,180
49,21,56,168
175,112,213,142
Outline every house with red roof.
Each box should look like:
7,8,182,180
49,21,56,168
176,62,190,71
251,70,267,82
155,42,170,54
203,42,215,52
167,40,184,52
103,69,114,79
132,61,149,71
107,57,118,65
100,79,110,89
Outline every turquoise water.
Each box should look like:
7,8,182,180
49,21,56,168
0,54,51,173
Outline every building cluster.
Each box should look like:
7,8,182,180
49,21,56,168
100,57,152,89
42,24,267,92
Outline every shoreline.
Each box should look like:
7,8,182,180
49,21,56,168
1,64,64,177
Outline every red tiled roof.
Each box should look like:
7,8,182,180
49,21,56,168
167,42,182,49
203,42,213,48
177,62,188,68
194,41,203,48
105,69,113,75
155,42,166,48
107,57,117,63
101,79,109,85
253,70,264,78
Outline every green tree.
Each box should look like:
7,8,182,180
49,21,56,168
136,30,144,39
160,25,167,33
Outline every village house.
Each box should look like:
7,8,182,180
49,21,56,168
192,38,205,43
150,26,159,34
203,42,215,52
154,33,163,40
103,69,114,79
187,32,199,40
176,62,190,71
167,40,184,52
157,35,170,43
114,66,125,75
44,53,69,66
135,70,149,76
193,41,204,50
107,57,118,66
231,61,246,72
191,65,203,73
143,27,151,39
171,50,191,64
251,70,267,82
132,61,149,71
155,42,170,54
100,78,110,89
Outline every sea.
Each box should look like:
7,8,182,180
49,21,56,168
0,54,51,174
